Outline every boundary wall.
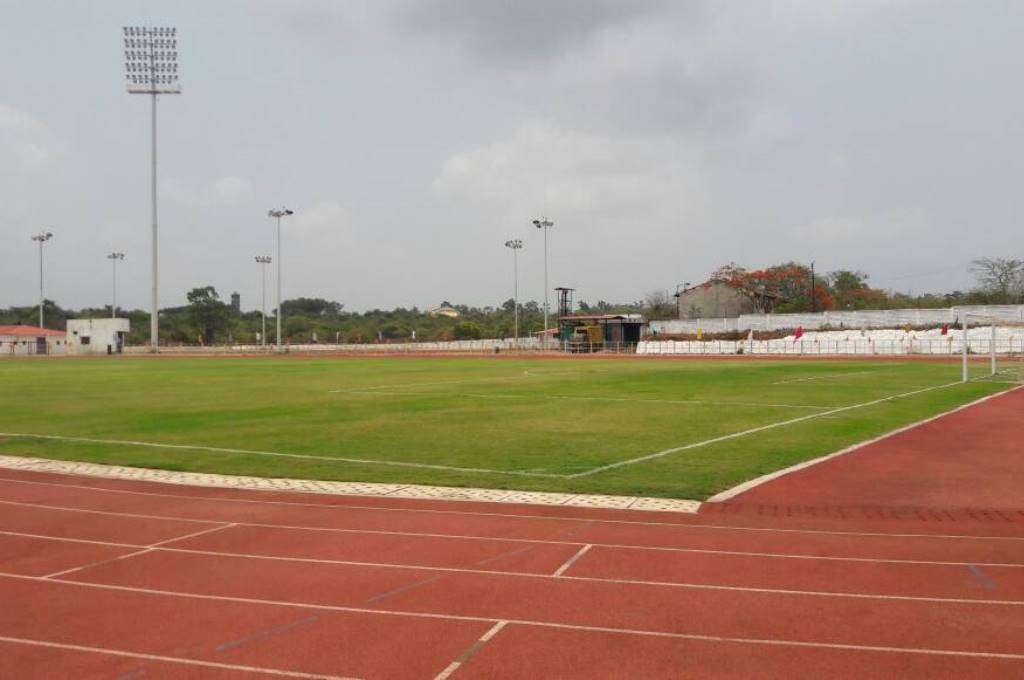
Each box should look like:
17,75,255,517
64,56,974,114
651,304,1024,335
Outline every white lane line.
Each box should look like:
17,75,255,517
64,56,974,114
0,635,356,679
0,432,558,479
4,530,1022,606
708,384,1024,502
434,621,508,680
148,522,236,547
42,548,154,579
4,526,1023,569
5,574,1024,661
569,381,966,478
6,477,1024,540
553,545,592,577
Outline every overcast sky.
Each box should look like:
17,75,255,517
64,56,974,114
2,0,1021,312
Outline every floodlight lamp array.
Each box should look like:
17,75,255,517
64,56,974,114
123,26,181,94
32,231,54,243
504,239,523,249
107,252,126,260
255,256,272,264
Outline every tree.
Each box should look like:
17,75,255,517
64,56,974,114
186,286,230,344
971,257,1024,302
453,321,483,339
643,290,676,319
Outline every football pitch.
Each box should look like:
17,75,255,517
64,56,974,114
0,355,1014,500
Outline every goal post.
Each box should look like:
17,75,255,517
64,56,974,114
960,311,1024,383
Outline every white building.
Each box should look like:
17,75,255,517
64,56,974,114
0,325,67,356
66,318,130,355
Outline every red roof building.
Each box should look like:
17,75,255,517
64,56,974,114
0,325,67,356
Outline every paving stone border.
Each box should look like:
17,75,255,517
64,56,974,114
0,454,701,514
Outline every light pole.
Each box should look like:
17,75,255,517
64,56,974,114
123,25,181,352
254,255,272,347
267,208,293,349
504,239,523,342
31,231,53,328
532,218,554,343
107,252,125,318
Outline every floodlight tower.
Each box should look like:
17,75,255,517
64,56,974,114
254,256,272,347
107,252,126,318
532,218,554,342
31,231,53,328
504,239,523,342
267,208,294,349
123,25,180,352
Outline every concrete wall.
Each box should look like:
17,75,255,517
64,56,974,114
67,318,130,355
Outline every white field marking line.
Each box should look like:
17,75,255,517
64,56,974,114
568,381,965,478
5,526,1024,570
708,384,1024,503
771,369,888,385
552,544,592,577
6,574,1024,661
336,389,828,411
3,476,1024,543
0,432,558,478
0,635,357,680
326,373,552,394
434,620,508,680
4,529,1023,606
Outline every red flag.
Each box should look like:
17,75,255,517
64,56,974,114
794,326,804,341
941,324,949,336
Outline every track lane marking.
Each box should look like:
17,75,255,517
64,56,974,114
3,500,1024,569
3,530,1023,606
4,573,1024,661
553,545,592,577
0,634,357,679
434,621,507,680
2,475,1022,542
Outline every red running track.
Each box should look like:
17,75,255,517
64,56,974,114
1,389,1023,677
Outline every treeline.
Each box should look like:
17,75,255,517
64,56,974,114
0,292,642,346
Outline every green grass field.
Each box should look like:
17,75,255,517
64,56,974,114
0,355,1015,500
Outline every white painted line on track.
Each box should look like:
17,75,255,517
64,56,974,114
2,476,1023,543
0,635,357,679
4,526,1023,569
148,522,236,547
553,545,592,577
708,384,1024,503
0,433,559,478
2,530,1022,605
433,620,507,680
569,381,967,478
5,573,1024,661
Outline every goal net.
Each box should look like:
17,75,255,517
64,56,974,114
959,313,1024,384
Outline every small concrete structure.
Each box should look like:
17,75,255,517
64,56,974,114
67,318,130,355
0,326,67,356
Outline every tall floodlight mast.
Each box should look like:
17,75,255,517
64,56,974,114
532,218,554,344
504,239,523,342
107,252,126,319
267,209,294,349
123,26,180,352
31,231,54,328
254,256,272,347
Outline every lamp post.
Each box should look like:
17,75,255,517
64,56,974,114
123,26,181,352
531,217,554,343
254,255,272,347
267,208,293,349
31,231,53,328
107,252,125,319
504,239,523,342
